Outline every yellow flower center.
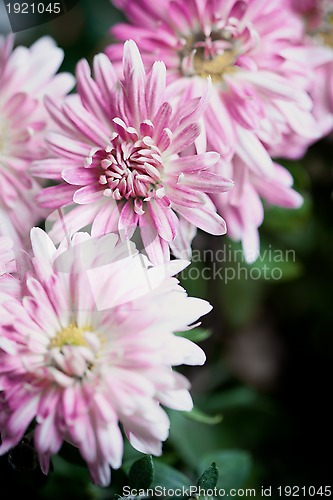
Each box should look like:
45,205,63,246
193,50,238,82
50,323,91,349
179,31,239,83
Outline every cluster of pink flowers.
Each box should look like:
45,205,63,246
0,0,332,488
107,0,333,258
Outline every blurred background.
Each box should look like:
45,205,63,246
1,0,332,498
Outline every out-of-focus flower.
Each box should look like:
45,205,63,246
32,40,233,264
0,227,210,486
287,0,333,138
0,35,74,248
289,0,329,30
107,0,328,259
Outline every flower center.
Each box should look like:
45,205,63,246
180,30,239,82
50,323,91,349
319,13,333,47
193,48,238,81
86,132,163,204
47,323,105,379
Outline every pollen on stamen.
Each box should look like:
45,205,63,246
50,323,91,349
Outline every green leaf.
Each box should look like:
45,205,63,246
168,410,226,469
151,460,192,490
197,462,219,490
181,406,222,425
175,328,212,343
122,441,145,474
129,455,154,490
199,450,252,492
203,387,260,412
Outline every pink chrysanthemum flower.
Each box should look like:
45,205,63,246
0,227,210,486
287,0,333,139
32,40,233,264
106,0,324,258
0,35,74,247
